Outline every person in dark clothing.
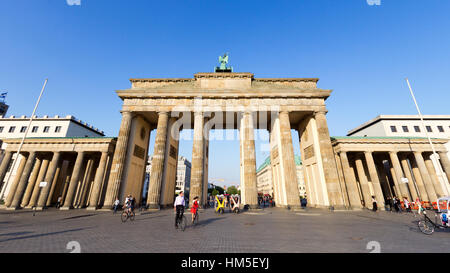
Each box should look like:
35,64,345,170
372,196,378,212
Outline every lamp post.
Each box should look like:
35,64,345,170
406,78,449,196
0,79,48,201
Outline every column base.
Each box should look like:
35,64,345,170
147,203,160,210
86,207,98,211
35,207,45,211
6,207,19,211
59,206,72,211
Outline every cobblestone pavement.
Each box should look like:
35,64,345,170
0,207,448,253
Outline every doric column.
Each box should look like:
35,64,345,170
61,152,85,210
354,155,372,208
339,152,363,209
240,111,259,209
314,111,344,208
36,152,61,209
87,152,108,210
189,111,205,207
424,154,445,197
364,151,385,209
413,151,437,202
410,156,429,201
279,111,300,208
103,111,133,208
389,152,411,200
21,157,42,207
10,152,37,209
0,151,12,187
335,153,350,208
78,158,94,208
399,155,419,201
146,111,169,209
27,158,50,208
5,154,27,207
438,151,450,183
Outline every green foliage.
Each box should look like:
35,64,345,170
227,186,238,195
211,189,219,196
215,186,225,194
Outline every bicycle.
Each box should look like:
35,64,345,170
121,209,135,222
176,214,187,231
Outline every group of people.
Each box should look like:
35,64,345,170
258,195,275,207
174,191,200,228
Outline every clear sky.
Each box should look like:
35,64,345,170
1,0,450,187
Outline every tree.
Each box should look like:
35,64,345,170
215,186,225,194
211,189,219,196
227,186,238,195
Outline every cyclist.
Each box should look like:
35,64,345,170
191,196,199,224
174,191,185,228
123,194,133,215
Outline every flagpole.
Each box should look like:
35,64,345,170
0,79,48,201
405,78,449,196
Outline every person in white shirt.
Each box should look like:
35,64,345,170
113,198,120,214
174,191,186,228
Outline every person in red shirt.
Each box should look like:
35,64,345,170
191,196,199,223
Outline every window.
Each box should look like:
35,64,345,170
43,126,50,133
8,126,15,133
414,126,421,132
32,126,38,133
402,126,409,133
0,127,3,133
426,126,432,133
20,126,27,133
55,126,61,133
438,126,444,133
390,126,397,133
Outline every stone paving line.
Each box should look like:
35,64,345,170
0,207,448,253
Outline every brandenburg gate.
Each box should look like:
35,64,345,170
102,70,344,210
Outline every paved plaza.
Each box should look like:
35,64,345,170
0,207,448,253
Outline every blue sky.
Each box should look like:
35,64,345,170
1,0,450,187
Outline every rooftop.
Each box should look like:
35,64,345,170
0,114,104,135
347,115,450,136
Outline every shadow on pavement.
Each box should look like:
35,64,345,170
0,228,86,243
0,231,34,237
59,214,98,220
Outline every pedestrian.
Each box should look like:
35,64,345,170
301,196,307,209
403,197,411,213
56,196,62,209
387,197,393,212
393,196,401,213
113,197,120,214
372,196,377,212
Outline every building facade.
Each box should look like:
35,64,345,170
256,155,305,197
0,115,106,201
0,137,116,210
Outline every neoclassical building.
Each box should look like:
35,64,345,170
332,137,450,210
0,137,116,210
1,70,449,212
102,71,341,210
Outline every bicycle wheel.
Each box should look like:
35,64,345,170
180,216,187,231
121,212,128,222
418,219,435,235
129,211,135,221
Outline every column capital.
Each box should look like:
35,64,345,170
364,150,374,154
314,110,328,115
157,110,169,116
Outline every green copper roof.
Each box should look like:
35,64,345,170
256,155,302,173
